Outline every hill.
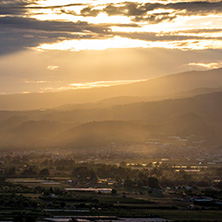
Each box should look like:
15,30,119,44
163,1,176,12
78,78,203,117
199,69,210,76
0,68,222,110
0,91,222,149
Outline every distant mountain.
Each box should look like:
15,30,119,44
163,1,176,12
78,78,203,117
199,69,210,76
55,87,222,111
0,120,69,148
159,112,217,138
56,96,149,111
0,68,222,110
37,91,222,124
10,120,65,135
0,91,222,149
61,121,147,147
0,115,30,130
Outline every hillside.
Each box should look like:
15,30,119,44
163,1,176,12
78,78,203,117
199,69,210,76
0,68,222,110
0,91,222,149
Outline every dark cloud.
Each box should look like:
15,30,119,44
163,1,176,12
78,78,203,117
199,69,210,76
102,3,177,24
103,3,145,16
179,28,222,34
0,16,111,55
122,2,146,16
1,0,222,56
133,13,177,24
113,23,140,27
81,7,100,17
102,1,222,22
115,31,222,41
0,0,32,5
0,1,83,16
0,0,37,15
103,4,122,16
28,3,84,9
165,1,222,15
0,16,110,33
0,30,70,55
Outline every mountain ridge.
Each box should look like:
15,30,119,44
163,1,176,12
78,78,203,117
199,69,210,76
0,68,222,110
0,91,222,149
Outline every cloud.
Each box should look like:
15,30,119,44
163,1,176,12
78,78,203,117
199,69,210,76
47,65,59,70
0,0,37,15
70,79,147,89
1,0,222,56
2,1,222,19
189,62,222,69
101,1,222,23
115,31,222,42
0,0,83,16
165,1,222,15
0,16,111,54
178,28,222,34
24,80,47,83
103,2,148,17
44,79,147,92
132,13,177,24
37,36,149,51
1,47,222,94
0,27,74,55
81,7,100,17
109,2,222,16
0,16,110,33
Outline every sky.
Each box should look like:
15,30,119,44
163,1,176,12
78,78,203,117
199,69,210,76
1,0,222,94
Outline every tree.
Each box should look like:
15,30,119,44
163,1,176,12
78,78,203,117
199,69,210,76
39,168,50,176
13,215,23,222
21,166,37,176
25,216,36,222
124,176,134,187
7,167,16,176
72,167,97,182
148,177,159,189
60,201,66,208
111,189,117,195
120,161,127,167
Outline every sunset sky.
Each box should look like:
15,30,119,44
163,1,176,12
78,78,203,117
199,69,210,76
1,0,222,94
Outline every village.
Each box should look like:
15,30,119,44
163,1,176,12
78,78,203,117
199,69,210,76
0,150,221,222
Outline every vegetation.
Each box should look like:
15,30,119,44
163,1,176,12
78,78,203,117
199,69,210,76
0,153,221,221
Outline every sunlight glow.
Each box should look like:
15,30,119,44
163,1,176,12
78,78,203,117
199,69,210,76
146,39,222,50
69,79,147,89
40,79,147,92
37,36,149,51
31,11,132,25
47,66,59,70
27,0,222,52
189,62,222,69
36,37,222,52
111,15,222,33
34,0,169,7
24,81,47,84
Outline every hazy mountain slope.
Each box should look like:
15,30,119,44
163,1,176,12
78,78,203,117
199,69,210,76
0,91,222,149
172,87,222,99
1,90,222,125
0,115,30,130
10,120,65,134
56,96,149,111
0,120,71,148
50,113,219,148
0,68,222,110
159,113,217,139
36,91,222,124
62,121,148,147
55,87,222,111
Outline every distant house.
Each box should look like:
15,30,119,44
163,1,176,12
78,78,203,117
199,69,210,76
191,196,213,202
64,188,112,193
